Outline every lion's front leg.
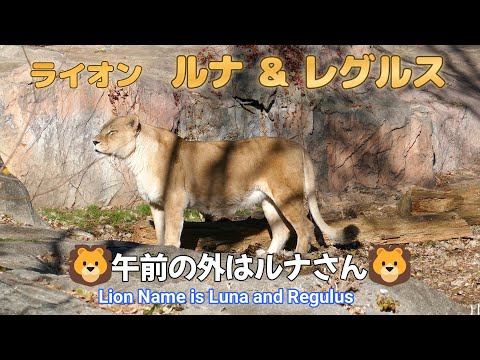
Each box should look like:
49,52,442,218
164,196,186,248
150,204,165,245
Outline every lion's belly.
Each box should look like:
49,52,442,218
188,190,266,216
236,189,267,210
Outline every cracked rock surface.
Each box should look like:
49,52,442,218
0,230,468,315
1,45,480,207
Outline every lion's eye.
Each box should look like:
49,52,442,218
95,261,99,266
83,261,86,266
394,261,397,266
382,261,385,266
108,130,117,136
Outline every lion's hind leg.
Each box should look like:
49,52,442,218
271,193,314,254
262,198,291,254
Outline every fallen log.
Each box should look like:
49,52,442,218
330,212,472,244
443,180,480,225
398,181,480,225
133,210,472,251
398,186,460,216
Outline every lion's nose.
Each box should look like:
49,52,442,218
93,140,100,145
87,266,95,272
386,266,393,272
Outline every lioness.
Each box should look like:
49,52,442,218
93,114,358,254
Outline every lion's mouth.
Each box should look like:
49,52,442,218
95,149,113,156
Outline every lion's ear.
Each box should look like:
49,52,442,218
78,248,86,255
126,114,140,131
394,248,403,255
94,248,104,256
376,248,385,255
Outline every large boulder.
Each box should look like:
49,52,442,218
0,236,469,315
0,156,48,227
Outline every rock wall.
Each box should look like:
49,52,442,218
0,45,479,207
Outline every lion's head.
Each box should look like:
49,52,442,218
93,114,140,158
69,245,112,286
372,247,407,283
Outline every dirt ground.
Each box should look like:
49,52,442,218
61,225,480,309
309,236,480,308
307,170,480,308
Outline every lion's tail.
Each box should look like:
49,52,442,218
303,152,359,245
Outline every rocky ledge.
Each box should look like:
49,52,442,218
0,226,468,315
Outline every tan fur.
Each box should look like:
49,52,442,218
93,114,357,254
